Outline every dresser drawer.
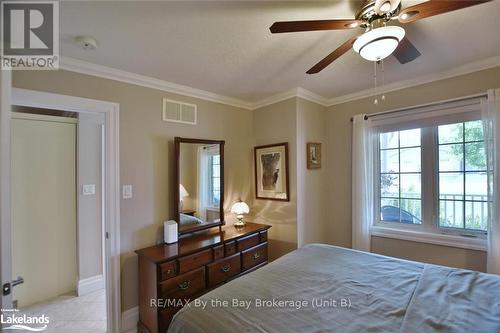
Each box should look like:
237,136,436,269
236,233,260,252
212,245,224,261
259,230,268,243
224,241,236,257
159,267,206,300
178,249,212,274
158,260,177,281
241,242,268,271
207,253,241,287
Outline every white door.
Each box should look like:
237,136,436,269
11,113,77,307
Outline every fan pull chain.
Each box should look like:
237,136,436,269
373,61,378,105
381,59,386,102
373,60,386,105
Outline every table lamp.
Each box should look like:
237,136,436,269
231,201,250,227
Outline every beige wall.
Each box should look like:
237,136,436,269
12,65,500,311
78,113,104,280
252,98,298,260
326,66,500,271
296,98,328,246
251,97,329,256
13,70,255,311
371,237,486,271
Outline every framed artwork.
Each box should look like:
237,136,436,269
307,143,321,169
254,142,290,201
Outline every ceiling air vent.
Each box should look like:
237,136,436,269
162,98,197,125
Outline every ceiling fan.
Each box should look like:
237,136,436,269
269,0,492,74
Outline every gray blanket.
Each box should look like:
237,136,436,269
168,244,500,333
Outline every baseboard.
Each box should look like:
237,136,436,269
77,274,104,296
121,306,139,333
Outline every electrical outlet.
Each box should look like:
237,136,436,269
82,184,96,196
123,185,133,199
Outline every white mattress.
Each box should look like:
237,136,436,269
168,244,500,333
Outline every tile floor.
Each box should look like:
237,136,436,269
18,289,107,333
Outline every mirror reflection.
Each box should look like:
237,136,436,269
179,142,222,232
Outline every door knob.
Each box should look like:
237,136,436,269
12,276,24,287
2,276,24,296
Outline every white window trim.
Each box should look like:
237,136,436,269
371,96,488,251
371,225,486,251
207,147,220,208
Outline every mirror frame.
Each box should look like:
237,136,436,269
174,137,225,235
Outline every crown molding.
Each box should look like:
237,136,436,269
251,87,329,110
59,57,254,110
250,88,298,110
60,57,328,111
296,87,329,107
59,55,500,112
326,55,500,106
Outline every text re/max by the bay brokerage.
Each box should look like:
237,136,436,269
151,298,352,310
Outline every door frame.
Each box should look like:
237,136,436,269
1,87,121,333
0,70,13,314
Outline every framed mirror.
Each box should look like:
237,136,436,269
174,137,225,234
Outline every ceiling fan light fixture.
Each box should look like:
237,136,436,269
400,10,419,21
380,2,391,12
374,0,400,14
345,22,359,28
353,26,405,61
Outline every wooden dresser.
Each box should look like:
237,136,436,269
135,222,271,333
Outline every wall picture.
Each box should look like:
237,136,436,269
307,143,322,169
254,143,290,201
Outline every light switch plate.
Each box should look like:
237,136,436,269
82,184,96,196
123,185,133,199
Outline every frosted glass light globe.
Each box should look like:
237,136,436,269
353,26,405,61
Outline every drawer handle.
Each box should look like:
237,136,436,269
178,281,191,290
221,265,231,273
252,252,261,260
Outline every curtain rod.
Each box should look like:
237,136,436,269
349,92,488,122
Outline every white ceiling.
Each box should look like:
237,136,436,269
60,1,500,104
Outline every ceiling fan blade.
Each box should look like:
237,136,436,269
270,19,361,33
306,36,358,74
398,0,492,24
393,37,421,64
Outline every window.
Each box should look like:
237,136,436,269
380,129,422,224
438,121,487,231
209,154,220,207
375,102,488,241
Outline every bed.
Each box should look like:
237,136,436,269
168,244,500,333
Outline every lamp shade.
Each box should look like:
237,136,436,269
231,201,250,215
179,184,189,198
353,26,405,61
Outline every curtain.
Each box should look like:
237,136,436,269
482,89,500,275
352,114,374,251
197,147,209,221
